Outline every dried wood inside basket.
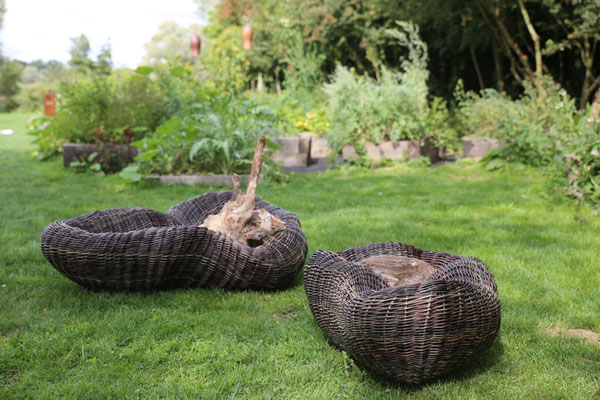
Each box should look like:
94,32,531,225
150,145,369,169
200,136,286,247
357,255,435,286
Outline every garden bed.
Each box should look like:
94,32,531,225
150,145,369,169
462,138,500,161
342,139,441,162
271,135,312,167
62,143,138,169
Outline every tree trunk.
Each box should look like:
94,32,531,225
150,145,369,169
578,40,600,109
469,44,485,91
517,0,546,100
492,38,505,91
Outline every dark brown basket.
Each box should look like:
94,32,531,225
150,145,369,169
41,191,307,292
304,242,501,384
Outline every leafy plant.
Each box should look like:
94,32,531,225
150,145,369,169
424,96,459,150
454,80,518,140
28,69,169,159
128,95,281,177
69,152,103,175
324,21,430,153
256,91,329,136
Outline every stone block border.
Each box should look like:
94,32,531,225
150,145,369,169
341,138,439,162
462,138,500,161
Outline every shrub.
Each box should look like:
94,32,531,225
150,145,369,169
256,91,329,136
0,60,24,112
28,70,170,159
454,81,518,140
324,65,428,152
324,21,432,153
425,96,459,150
557,109,600,204
128,95,281,177
461,75,600,205
477,77,577,167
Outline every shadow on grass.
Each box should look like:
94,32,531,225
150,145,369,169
362,334,505,392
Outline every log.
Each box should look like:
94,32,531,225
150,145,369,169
200,136,286,247
357,255,435,286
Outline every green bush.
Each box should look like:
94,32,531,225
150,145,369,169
425,96,459,150
557,108,600,204
28,70,170,158
476,77,577,167
324,65,428,152
454,81,518,140
324,21,440,153
0,59,24,112
460,75,600,205
256,91,329,136
127,95,281,177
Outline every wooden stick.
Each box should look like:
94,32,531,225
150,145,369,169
232,174,243,204
244,135,265,210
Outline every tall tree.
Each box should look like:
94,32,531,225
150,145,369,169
0,59,23,111
142,21,195,65
543,0,600,107
68,34,94,71
96,44,112,75
0,0,6,59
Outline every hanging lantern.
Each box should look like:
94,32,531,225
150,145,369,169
44,93,56,116
242,22,253,50
190,32,201,57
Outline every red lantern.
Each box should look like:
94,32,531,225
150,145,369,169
190,33,201,57
44,93,56,116
242,22,253,50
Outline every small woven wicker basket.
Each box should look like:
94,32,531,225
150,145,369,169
304,241,501,384
41,191,307,292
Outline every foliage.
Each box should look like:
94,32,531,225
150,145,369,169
562,128,600,204
324,21,429,152
28,70,168,159
477,77,577,167
424,96,459,150
68,152,104,175
0,59,23,111
142,21,198,65
201,23,251,94
280,29,326,95
127,95,280,176
149,61,212,116
196,0,600,106
255,91,329,136
14,60,67,112
68,34,113,76
454,80,519,140
462,75,600,204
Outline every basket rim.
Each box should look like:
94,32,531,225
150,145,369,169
306,242,495,296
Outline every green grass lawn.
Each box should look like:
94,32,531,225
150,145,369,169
1,113,599,399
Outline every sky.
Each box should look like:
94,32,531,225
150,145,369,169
1,0,205,68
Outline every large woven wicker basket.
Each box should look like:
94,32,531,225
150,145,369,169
304,242,501,384
41,191,307,292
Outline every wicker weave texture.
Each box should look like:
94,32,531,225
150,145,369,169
304,242,501,384
41,191,307,292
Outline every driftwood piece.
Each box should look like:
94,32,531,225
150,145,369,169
357,255,435,286
200,136,286,246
